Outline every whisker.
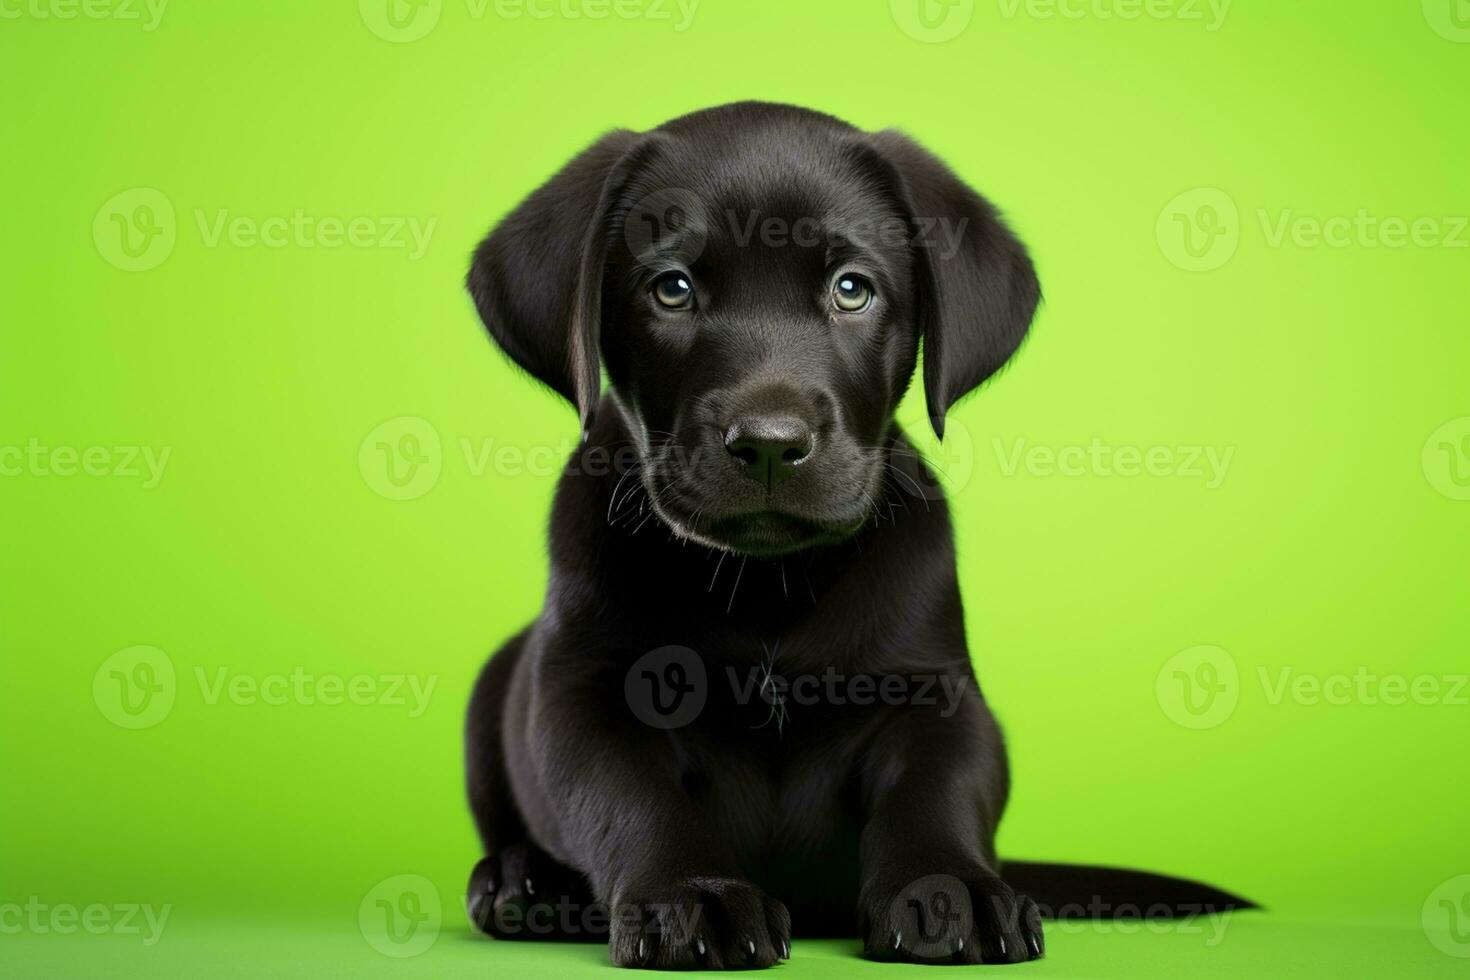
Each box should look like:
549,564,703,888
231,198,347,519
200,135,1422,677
726,556,747,614
607,462,641,523
883,462,932,512
709,551,727,593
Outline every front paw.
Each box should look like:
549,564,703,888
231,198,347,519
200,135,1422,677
862,871,1044,965
467,843,594,940
609,876,790,970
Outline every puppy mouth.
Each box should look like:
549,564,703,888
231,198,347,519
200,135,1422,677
702,510,864,557
644,479,869,557
632,438,885,556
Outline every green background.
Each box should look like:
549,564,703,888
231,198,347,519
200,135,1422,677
2,1,1467,976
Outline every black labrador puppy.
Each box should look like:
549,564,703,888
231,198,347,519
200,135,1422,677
463,102,1249,969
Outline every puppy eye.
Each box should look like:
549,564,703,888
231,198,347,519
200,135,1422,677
652,272,694,310
833,274,874,313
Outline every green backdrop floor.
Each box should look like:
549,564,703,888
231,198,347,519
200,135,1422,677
4,914,1463,979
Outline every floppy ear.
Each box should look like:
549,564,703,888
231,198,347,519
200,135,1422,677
867,131,1041,439
466,129,642,436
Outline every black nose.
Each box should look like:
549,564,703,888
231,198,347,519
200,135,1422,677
724,417,814,489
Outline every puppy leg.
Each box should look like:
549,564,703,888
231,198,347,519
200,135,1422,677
466,630,595,940
533,662,789,970
857,688,1044,965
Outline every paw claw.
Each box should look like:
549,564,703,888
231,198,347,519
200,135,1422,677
863,872,1044,965
612,878,786,970
467,846,595,942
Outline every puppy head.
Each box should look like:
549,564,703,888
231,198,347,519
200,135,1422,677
469,102,1039,557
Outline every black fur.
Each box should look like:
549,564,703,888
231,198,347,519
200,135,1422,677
464,102,1253,969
